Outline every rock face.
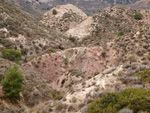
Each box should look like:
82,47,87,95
42,4,87,32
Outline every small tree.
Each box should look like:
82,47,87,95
134,13,143,20
2,66,23,101
52,9,57,15
1,49,21,62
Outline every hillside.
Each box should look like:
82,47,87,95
129,0,150,9
6,0,42,17
0,0,77,62
66,7,150,39
1,1,150,113
7,0,140,16
41,4,87,32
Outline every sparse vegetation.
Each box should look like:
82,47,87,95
88,88,150,113
134,70,150,84
1,49,21,62
2,65,23,101
118,71,124,76
134,13,143,20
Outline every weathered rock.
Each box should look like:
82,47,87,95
103,67,116,74
81,106,88,113
119,108,133,113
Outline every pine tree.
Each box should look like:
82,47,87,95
2,65,23,101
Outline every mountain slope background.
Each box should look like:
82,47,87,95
6,0,142,16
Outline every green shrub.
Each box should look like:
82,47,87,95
134,13,143,20
69,36,76,43
2,66,23,101
54,94,63,100
56,102,66,111
52,9,57,15
88,88,150,113
134,70,150,83
118,31,124,37
64,58,69,65
1,49,21,62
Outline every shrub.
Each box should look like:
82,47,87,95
134,13,143,20
134,70,150,84
1,49,21,62
72,97,77,103
64,58,69,65
88,88,150,113
94,72,99,76
2,66,23,101
69,36,76,43
56,102,66,111
52,9,57,15
118,31,124,37
54,94,63,100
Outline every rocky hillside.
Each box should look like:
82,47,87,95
128,0,150,9
1,1,150,113
66,7,150,39
7,0,141,16
6,0,42,17
0,0,77,62
42,4,87,32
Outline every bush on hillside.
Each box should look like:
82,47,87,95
1,49,21,62
88,88,150,113
134,13,143,20
52,9,57,15
2,65,23,101
134,70,150,83
118,31,124,37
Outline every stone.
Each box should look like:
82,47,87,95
119,108,133,113
81,106,88,113
103,67,116,74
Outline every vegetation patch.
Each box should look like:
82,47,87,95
64,58,69,65
117,31,124,37
2,65,23,101
88,88,150,113
1,49,22,62
134,13,143,20
134,70,150,84
52,9,57,15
